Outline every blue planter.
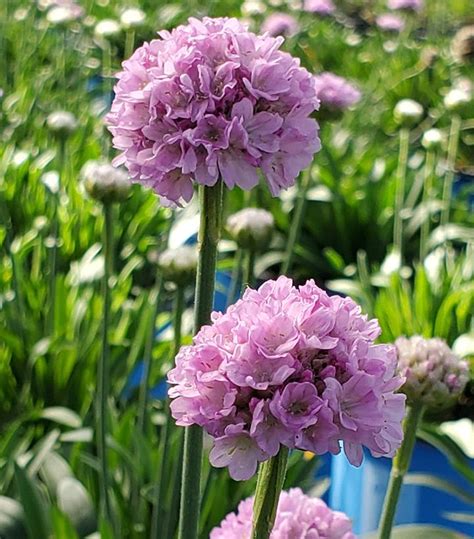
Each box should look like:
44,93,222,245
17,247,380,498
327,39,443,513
329,441,474,537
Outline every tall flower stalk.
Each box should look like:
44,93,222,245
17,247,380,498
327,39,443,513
378,404,424,539
440,114,461,228
178,182,223,539
392,127,410,260
97,201,114,523
251,447,289,539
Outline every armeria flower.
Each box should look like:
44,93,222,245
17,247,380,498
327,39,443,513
168,276,405,480
387,0,423,12
376,14,405,32
106,17,320,206
158,245,198,285
226,208,274,251
313,72,361,114
395,336,469,410
393,98,423,127
261,13,299,38
303,0,336,15
46,111,78,138
81,160,131,204
210,488,355,538
451,25,474,65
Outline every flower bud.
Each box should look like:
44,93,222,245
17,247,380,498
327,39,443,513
94,19,121,39
46,5,82,26
226,208,274,251
46,111,78,138
81,160,131,204
158,245,198,285
444,88,472,113
421,128,443,151
395,336,469,410
451,25,474,65
393,99,423,127
120,8,146,30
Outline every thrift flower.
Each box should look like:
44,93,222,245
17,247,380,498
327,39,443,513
226,208,274,251
120,8,146,30
81,160,131,204
387,0,423,12
158,245,198,285
421,128,443,151
395,336,469,410
303,0,336,15
313,72,361,115
168,276,405,480
46,111,78,138
451,25,474,65
376,14,405,33
106,17,321,206
210,488,355,538
393,99,423,127
444,88,472,113
261,13,299,37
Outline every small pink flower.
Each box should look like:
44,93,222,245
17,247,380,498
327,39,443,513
376,13,405,32
303,0,336,15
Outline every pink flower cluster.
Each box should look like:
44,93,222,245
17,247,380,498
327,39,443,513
211,488,355,538
388,0,423,12
376,14,405,32
168,277,406,480
313,72,361,111
261,13,299,38
303,0,336,15
106,17,320,206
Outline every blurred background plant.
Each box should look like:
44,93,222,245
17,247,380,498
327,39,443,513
0,0,473,537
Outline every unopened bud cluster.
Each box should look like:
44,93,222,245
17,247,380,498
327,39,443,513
395,336,469,410
158,245,198,285
81,160,131,204
226,208,274,251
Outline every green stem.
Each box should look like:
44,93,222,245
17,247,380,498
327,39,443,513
282,167,312,275
440,114,461,228
419,150,436,260
252,446,289,539
96,202,114,524
46,139,65,336
393,127,410,261
137,280,163,433
151,286,185,539
178,182,223,539
166,435,185,539
227,247,243,307
243,249,256,290
124,30,135,60
378,404,425,539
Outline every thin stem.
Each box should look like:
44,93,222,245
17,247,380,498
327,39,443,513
378,404,425,539
46,139,65,336
282,167,312,275
227,247,243,308
393,127,410,261
96,202,114,524
178,182,224,539
242,249,256,291
440,114,461,228
419,150,436,260
252,446,289,539
151,286,185,539
124,30,135,60
137,280,163,433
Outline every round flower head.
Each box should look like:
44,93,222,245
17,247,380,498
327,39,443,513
303,0,335,15
451,25,474,65
395,336,469,410
95,19,121,39
211,488,355,538
313,72,361,120
81,160,131,204
376,14,405,33
261,13,299,38
387,0,423,12
168,276,406,480
444,88,472,114
106,17,321,206
158,245,198,285
226,208,274,251
46,4,82,25
120,8,146,30
421,128,443,151
393,99,423,127
46,110,78,138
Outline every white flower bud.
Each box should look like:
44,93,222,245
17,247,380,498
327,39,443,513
120,8,146,30
421,128,443,151
46,111,78,138
444,88,472,113
94,19,121,39
158,245,198,285
393,99,423,127
226,208,274,251
81,160,131,204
